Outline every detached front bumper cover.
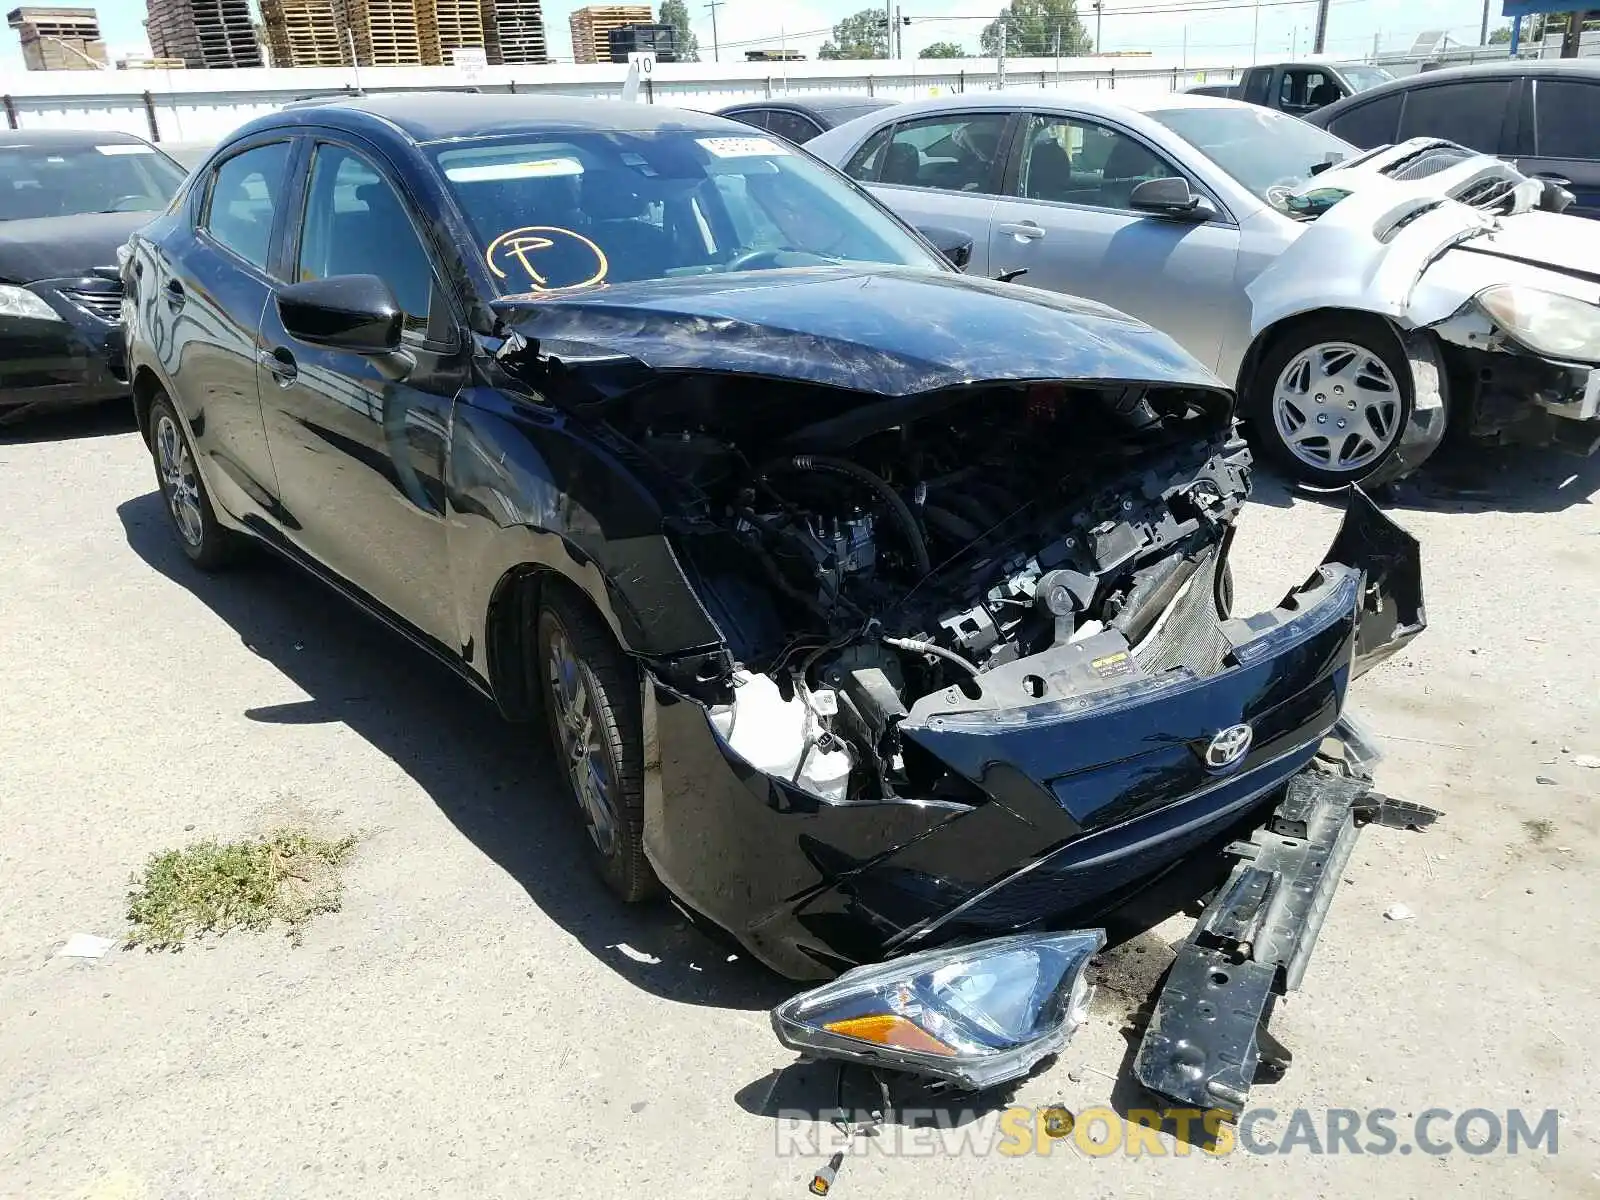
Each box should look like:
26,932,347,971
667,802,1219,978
1134,750,1441,1116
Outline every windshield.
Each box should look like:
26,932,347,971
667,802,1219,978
433,129,943,295
1148,106,1357,215
1338,65,1394,92
0,140,185,221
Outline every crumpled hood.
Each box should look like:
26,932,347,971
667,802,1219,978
0,211,150,284
493,266,1228,398
1453,209,1600,284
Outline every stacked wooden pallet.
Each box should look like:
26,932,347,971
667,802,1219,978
262,0,346,67
339,0,425,65
567,4,649,64
484,0,549,64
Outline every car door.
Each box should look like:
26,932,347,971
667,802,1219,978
984,112,1243,373
151,135,298,524
256,136,466,645
1521,76,1600,219
842,110,1015,279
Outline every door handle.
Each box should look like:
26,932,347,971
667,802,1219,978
998,220,1046,241
163,279,185,310
1532,172,1573,188
257,347,298,385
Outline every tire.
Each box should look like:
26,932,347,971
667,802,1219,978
536,584,658,903
148,392,242,570
1243,314,1415,490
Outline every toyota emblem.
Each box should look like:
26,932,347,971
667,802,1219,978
1204,723,1253,773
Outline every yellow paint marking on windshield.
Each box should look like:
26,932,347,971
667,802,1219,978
485,225,609,291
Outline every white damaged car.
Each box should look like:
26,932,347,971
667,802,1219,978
808,96,1600,486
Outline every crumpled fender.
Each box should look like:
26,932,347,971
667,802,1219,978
1246,188,1495,338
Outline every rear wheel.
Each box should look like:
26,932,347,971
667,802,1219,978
148,392,242,570
536,585,658,903
1245,315,1414,490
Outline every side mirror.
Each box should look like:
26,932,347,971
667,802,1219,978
917,224,975,271
277,274,402,355
1129,177,1213,221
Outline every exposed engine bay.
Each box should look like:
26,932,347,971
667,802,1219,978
622,378,1248,804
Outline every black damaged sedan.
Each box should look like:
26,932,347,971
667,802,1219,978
123,93,1433,1111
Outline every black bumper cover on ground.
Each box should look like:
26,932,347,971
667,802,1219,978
1135,761,1441,1116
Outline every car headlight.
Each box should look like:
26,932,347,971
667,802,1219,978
1477,284,1600,363
771,930,1104,1092
0,283,63,322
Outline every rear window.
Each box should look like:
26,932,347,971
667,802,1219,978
1396,81,1514,154
1326,92,1403,149
0,140,185,221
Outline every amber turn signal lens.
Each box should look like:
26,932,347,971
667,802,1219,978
822,1013,957,1057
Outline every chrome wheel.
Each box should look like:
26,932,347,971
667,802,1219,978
154,412,204,547
546,623,620,858
1271,341,1402,475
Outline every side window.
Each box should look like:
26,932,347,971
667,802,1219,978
1016,114,1182,211
1242,68,1272,105
1328,92,1404,148
201,141,292,271
723,108,771,131
296,144,437,336
1535,79,1600,160
1396,81,1514,153
765,110,824,146
844,126,891,181
1281,68,1335,111
872,113,1010,194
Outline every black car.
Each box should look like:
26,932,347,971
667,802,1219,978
124,92,1431,1108
714,94,899,145
0,129,187,424
1307,60,1600,219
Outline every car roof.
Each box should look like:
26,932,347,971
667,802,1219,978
857,89,1260,123
1334,57,1600,96
264,91,739,143
0,128,151,149
724,94,893,115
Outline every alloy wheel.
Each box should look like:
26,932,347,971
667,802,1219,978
1271,341,1402,475
546,623,621,858
154,413,204,547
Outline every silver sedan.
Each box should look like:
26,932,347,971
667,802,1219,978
808,92,1589,486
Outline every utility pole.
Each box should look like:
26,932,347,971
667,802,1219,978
704,0,723,62
1479,0,1491,46
1290,25,1298,58
1092,1,1102,53
997,20,1006,89
1251,0,1260,64
895,4,903,57
885,0,892,57
1311,0,1330,53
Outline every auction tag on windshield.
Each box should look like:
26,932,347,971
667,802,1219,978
696,135,789,159
96,144,155,155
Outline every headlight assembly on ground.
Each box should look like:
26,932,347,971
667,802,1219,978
771,930,1103,1092
1478,283,1600,363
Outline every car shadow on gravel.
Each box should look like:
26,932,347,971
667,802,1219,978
0,399,136,444
117,489,790,1013
1249,440,1600,514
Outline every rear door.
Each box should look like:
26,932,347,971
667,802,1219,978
1521,75,1600,219
842,110,1016,279
256,135,466,643
1393,77,1519,155
984,111,1242,372
150,135,299,524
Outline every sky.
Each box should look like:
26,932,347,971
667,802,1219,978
0,0,1519,72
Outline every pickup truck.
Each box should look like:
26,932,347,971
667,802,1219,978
1186,61,1396,115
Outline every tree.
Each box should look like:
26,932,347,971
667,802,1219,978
819,8,889,59
979,0,1092,58
919,40,966,58
1488,23,1511,44
658,0,699,62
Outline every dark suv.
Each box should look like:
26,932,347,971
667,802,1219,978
1307,60,1600,219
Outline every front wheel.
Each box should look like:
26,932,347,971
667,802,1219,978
1244,315,1415,490
148,392,242,570
536,586,658,903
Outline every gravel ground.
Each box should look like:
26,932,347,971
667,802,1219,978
2,405,1597,1199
